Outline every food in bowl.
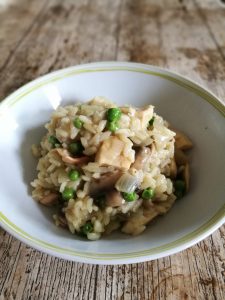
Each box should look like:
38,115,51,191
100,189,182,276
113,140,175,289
31,97,193,240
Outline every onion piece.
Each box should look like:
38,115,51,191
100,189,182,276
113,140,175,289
115,172,141,193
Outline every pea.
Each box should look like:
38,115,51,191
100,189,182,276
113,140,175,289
106,121,119,132
68,169,80,181
73,117,83,129
48,135,61,148
81,222,93,235
107,108,122,122
122,192,138,202
148,116,155,127
68,141,84,155
142,188,155,200
174,180,186,199
62,187,75,201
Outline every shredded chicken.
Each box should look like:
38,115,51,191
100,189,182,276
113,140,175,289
95,136,135,170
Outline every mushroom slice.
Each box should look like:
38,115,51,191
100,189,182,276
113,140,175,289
105,189,123,207
183,163,190,192
174,129,193,150
132,147,151,171
175,147,188,166
90,171,122,196
39,192,59,206
169,157,177,179
53,148,90,165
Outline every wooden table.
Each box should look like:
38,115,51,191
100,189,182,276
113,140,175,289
0,0,224,299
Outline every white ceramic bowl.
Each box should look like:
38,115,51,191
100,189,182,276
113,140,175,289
0,62,224,265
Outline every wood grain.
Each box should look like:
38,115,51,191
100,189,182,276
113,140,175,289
0,0,225,299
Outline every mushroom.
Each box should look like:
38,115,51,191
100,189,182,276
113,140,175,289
175,147,188,166
105,189,123,207
132,147,151,170
53,148,90,165
174,129,193,150
58,215,68,228
89,171,122,196
169,157,177,179
39,192,59,206
183,163,190,192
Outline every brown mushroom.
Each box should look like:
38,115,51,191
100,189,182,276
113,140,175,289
89,171,122,196
39,192,59,206
183,163,190,192
58,215,68,228
53,148,90,165
169,157,177,179
175,147,188,166
105,189,123,207
173,129,193,150
132,147,151,170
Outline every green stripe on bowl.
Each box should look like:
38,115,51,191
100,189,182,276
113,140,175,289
0,205,224,260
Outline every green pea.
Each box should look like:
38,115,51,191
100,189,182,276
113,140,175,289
148,116,155,127
174,180,186,198
62,187,75,201
73,117,83,129
68,169,80,181
48,135,61,148
142,188,155,200
68,141,84,155
107,108,122,122
106,121,119,132
81,222,93,235
122,192,138,202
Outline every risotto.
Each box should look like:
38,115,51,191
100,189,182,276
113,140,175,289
31,97,193,240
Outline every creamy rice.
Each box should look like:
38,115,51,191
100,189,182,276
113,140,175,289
31,97,192,240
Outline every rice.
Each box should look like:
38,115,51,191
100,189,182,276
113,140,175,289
31,96,192,240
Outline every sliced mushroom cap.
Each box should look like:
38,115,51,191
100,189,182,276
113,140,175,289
105,189,123,207
175,147,189,166
169,157,177,179
39,192,59,206
183,163,190,192
132,147,151,171
58,215,68,228
173,129,193,150
53,148,90,165
89,171,122,196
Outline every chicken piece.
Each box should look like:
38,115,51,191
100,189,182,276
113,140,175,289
95,136,135,170
169,157,177,179
53,148,90,165
39,192,59,206
105,189,123,207
174,129,193,150
90,171,122,195
132,147,151,170
135,105,154,128
175,147,188,165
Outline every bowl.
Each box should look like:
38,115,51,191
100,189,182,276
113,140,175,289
0,62,224,264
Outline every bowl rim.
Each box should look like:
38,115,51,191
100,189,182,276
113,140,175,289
0,61,224,264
